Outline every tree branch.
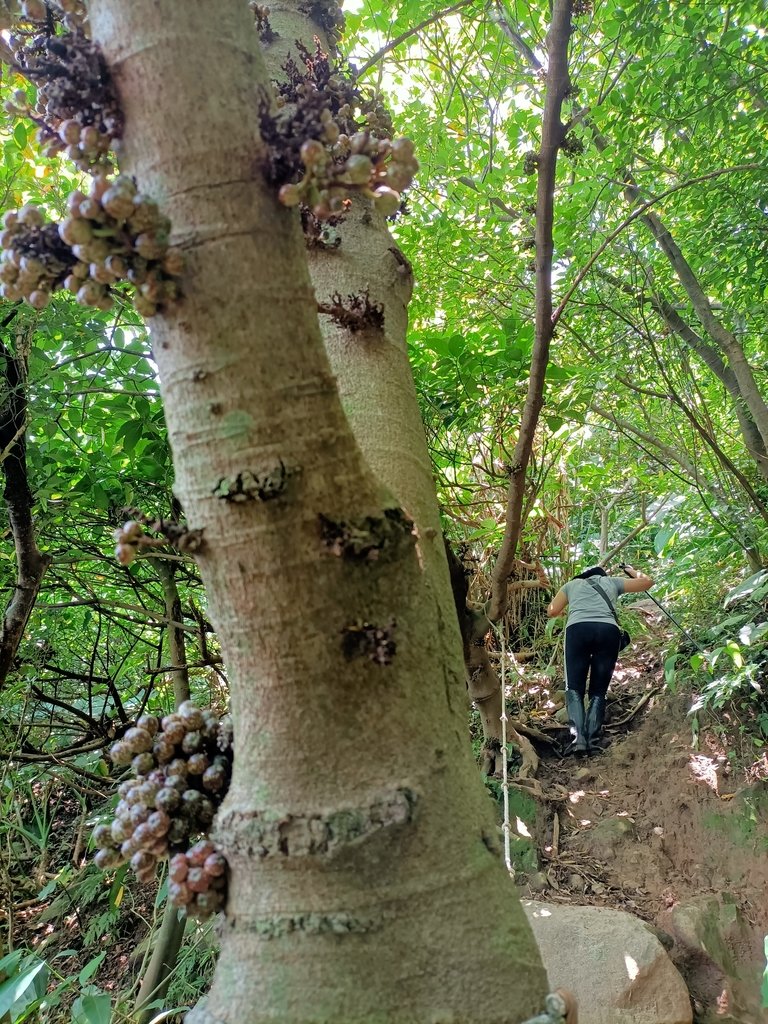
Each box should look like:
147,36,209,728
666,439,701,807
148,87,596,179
591,266,768,477
489,0,571,621
354,0,478,78
638,206,768,453
492,1,542,70
30,685,105,732
553,163,762,327
654,297,768,476
590,403,701,481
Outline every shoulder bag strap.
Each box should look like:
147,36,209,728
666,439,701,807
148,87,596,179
585,578,620,626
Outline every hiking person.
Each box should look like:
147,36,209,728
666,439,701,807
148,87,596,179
546,564,653,754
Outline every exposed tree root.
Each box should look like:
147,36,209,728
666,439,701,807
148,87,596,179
610,685,663,728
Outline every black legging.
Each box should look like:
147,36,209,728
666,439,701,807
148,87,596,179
565,621,621,700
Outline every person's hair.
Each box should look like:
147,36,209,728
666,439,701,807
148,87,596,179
574,565,607,580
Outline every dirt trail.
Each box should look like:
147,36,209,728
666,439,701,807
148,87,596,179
518,639,768,1022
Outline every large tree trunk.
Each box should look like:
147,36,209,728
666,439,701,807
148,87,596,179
260,4,501,765
89,3,546,1021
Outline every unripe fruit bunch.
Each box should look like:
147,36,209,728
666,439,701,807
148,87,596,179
278,129,417,220
92,702,232,920
5,9,119,170
0,175,184,315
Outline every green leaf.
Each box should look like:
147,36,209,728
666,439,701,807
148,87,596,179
13,122,27,150
738,622,768,646
90,485,111,511
0,951,23,980
0,957,49,1019
724,571,768,609
71,989,112,1024
78,951,107,986
651,528,675,552
115,419,144,452
447,333,465,357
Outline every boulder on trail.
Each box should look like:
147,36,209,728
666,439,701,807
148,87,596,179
522,900,692,1024
657,893,767,1024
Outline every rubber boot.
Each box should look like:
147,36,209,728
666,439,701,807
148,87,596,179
565,690,587,754
585,694,606,754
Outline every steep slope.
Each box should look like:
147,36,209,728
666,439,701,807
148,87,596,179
521,641,768,1023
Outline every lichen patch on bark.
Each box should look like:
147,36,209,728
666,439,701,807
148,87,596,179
221,787,417,860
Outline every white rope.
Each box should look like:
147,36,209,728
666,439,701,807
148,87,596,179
498,621,515,880
496,635,572,1024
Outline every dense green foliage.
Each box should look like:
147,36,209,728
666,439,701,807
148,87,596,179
0,0,766,1019
352,0,768,568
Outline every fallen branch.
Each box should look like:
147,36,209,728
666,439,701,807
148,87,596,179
510,777,569,803
551,809,560,860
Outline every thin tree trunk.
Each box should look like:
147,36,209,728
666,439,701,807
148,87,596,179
653,298,768,478
153,558,190,707
0,329,51,688
90,3,546,1021
586,95,768,479
489,0,572,622
134,903,186,1024
638,207,768,456
445,542,504,775
134,558,190,1024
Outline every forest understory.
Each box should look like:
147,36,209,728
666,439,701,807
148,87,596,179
3,618,767,1023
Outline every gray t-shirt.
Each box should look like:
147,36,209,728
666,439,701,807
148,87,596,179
562,577,626,628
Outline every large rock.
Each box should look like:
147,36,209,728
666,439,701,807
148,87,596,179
578,816,635,859
523,900,692,1024
657,894,768,1023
